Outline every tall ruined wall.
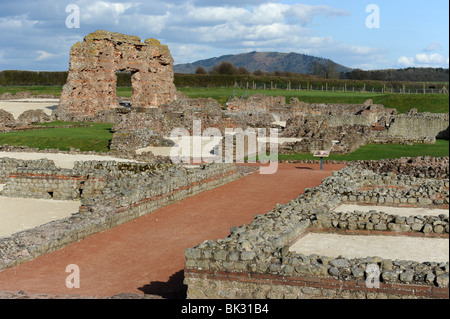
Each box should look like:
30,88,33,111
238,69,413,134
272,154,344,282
384,113,449,140
56,30,178,121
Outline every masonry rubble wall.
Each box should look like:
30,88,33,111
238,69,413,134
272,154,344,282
184,157,449,299
0,160,241,271
0,158,56,183
379,113,449,140
224,95,448,154
109,128,174,153
0,110,16,129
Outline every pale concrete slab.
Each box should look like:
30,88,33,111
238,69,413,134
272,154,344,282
0,99,59,119
0,151,139,169
0,196,81,238
290,232,449,263
334,204,448,217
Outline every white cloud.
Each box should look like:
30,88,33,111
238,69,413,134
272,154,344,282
81,1,135,25
169,43,213,64
0,17,23,28
248,3,289,25
397,53,449,67
36,50,56,61
397,56,415,67
0,15,38,29
185,5,249,24
289,4,350,25
424,42,442,52
415,53,447,64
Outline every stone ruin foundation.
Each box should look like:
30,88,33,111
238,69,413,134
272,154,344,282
92,93,448,158
0,158,241,271
56,30,178,121
184,157,449,299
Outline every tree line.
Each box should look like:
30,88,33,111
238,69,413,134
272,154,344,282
195,61,341,79
1,68,447,92
342,67,449,82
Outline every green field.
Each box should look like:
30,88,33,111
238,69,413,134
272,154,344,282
0,86,63,97
178,87,449,114
274,140,449,162
0,122,114,153
0,86,448,114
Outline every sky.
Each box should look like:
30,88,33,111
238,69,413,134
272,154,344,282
0,0,448,71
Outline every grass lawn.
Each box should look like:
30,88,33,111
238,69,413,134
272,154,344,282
178,87,449,114
1,86,448,114
275,140,449,162
0,86,63,97
0,122,114,152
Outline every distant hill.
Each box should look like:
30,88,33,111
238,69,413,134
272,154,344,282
174,51,353,75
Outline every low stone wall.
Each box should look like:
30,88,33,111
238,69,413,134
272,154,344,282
0,157,56,183
109,128,174,153
0,110,16,130
0,161,241,271
0,91,56,100
0,108,53,130
226,94,286,112
1,168,107,200
353,156,449,179
184,158,449,299
0,143,171,163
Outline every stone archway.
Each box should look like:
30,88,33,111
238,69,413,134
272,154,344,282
56,30,178,121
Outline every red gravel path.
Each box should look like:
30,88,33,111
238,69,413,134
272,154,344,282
0,163,345,298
